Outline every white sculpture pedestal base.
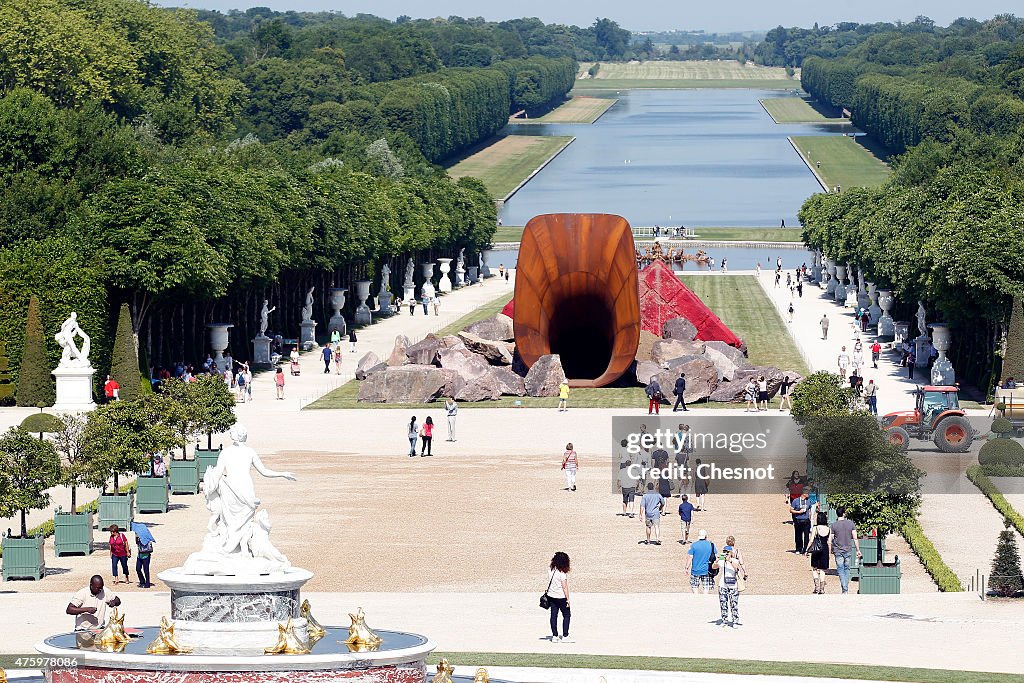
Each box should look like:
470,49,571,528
327,314,346,339
52,366,97,413
299,321,317,351
377,289,393,317
252,335,272,369
915,336,931,368
403,284,415,303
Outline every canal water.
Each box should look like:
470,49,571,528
498,89,855,228
485,244,814,272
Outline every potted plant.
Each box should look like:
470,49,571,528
0,427,60,580
84,397,175,530
51,414,105,555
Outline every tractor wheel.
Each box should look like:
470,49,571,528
934,415,973,453
888,426,911,451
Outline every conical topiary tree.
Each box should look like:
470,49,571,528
990,517,1024,597
1003,296,1024,385
16,296,54,407
109,303,140,402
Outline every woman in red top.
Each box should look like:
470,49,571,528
786,471,805,501
108,524,131,584
419,416,434,457
275,367,285,400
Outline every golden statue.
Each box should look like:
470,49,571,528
432,658,455,683
651,240,664,261
146,616,193,655
343,607,382,652
473,667,490,683
97,609,130,649
264,618,310,655
300,599,325,644
1,667,7,683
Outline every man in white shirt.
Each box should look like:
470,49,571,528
445,397,458,441
66,575,121,630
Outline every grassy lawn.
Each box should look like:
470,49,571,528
447,135,574,200
573,79,795,91
579,61,795,81
761,96,845,123
691,227,803,242
427,652,1018,683
512,96,616,124
491,226,524,242
790,135,891,190
680,274,809,375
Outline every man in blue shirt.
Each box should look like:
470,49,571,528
788,489,812,553
639,483,664,546
678,494,695,544
687,529,715,593
321,344,332,374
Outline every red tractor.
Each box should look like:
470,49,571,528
881,386,974,453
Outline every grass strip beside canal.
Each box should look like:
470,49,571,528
447,135,574,200
789,135,891,190
511,96,616,124
760,96,845,123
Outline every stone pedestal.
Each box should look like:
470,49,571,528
833,264,847,302
915,336,931,368
857,271,870,310
867,282,882,324
894,321,909,345
479,251,492,278
811,252,823,284
877,290,895,337
420,264,435,300
845,288,858,309
299,321,317,351
327,288,347,338
52,366,97,412
467,266,479,284
377,289,393,317
207,323,234,373
929,323,955,385
353,281,372,326
252,335,272,369
825,260,837,295
455,262,466,288
437,258,453,294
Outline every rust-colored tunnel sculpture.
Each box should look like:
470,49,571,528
513,213,641,388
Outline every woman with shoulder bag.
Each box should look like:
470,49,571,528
132,521,156,588
543,552,572,642
108,525,131,584
806,511,831,594
717,547,742,627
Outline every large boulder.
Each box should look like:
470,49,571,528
651,339,704,365
458,331,513,365
387,335,411,367
437,347,491,383
635,330,659,362
703,340,750,381
490,366,526,396
405,334,446,365
455,374,503,401
635,360,662,385
354,352,385,380
712,366,803,401
524,354,566,397
655,358,718,404
463,313,514,342
662,316,698,342
357,365,457,403
664,354,707,370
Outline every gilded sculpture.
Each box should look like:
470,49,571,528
342,607,382,652
432,658,455,683
300,599,325,644
97,609,130,649
146,616,193,655
264,618,310,655
473,667,490,683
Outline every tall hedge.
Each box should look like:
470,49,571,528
15,296,53,407
1003,297,1024,385
109,303,140,402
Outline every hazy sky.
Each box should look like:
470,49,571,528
159,0,1020,32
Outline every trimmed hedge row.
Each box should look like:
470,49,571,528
966,465,1024,537
900,518,964,592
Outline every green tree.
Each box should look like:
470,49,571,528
83,396,176,490
161,375,236,452
1002,297,1024,385
51,413,106,510
990,517,1023,597
109,303,140,402
15,296,54,407
0,426,61,536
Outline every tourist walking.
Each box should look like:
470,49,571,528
108,525,131,585
408,298,416,315
744,378,757,412
331,329,341,346
820,315,829,340
672,372,688,411
639,483,664,545
757,375,769,410
131,521,155,588
322,344,332,373
419,416,434,456
724,535,749,579
66,576,121,630
837,346,850,378
407,416,418,457
505,268,510,283
619,460,637,517
543,552,572,642
717,547,742,626
907,350,916,379
830,506,861,594
558,380,569,412
445,397,457,441
675,423,692,494
806,512,831,593
694,459,709,511
432,296,440,316
349,329,357,353
774,271,781,288
871,341,881,369
687,530,715,594
797,281,803,297
561,443,578,491
421,293,430,315
333,344,343,374
103,375,120,403
864,379,878,415
235,366,247,402
788,489,812,554
646,376,663,414
244,364,253,401
787,302,794,323
678,494,695,544
778,376,793,411
274,367,285,400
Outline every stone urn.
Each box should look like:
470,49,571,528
206,323,233,372
825,259,837,295
929,323,955,385
877,290,895,337
437,258,453,294
867,282,882,325
467,266,479,284
420,263,436,300
455,259,466,288
833,264,848,302
328,287,347,337
353,280,372,326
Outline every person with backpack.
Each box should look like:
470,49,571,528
646,376,663,415
131,521,156,588
686,529,715,594
108,525,131,585
235,366,247,402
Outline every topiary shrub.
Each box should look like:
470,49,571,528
979,438,1024,468
109,303,140,402
1002,296,1024,386
20,412,61,437
15,295,54,407
992,417,1015,437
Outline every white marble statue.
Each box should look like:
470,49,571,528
456,248,465,273
259,300,276,337
302,287,315,322
184,424,296,575
404,258,415,288
916,301,928,338
380,264,391,292
54,312,91,369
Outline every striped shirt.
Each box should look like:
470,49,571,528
562,450,578,472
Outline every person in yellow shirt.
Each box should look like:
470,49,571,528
558,380,569,412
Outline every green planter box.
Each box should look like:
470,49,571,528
98,493,134,532
54,510,93,557
136,475,169,513
2,534,45,581
860,535,886,565
195,448,222,480
169,457,200,495
859,557,902,594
